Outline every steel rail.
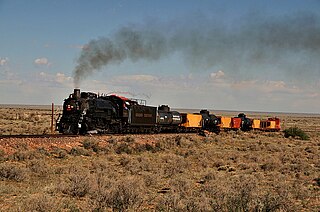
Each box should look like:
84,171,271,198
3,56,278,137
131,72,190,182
0,134,79,139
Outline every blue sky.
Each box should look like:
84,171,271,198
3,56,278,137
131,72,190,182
1,0,320,113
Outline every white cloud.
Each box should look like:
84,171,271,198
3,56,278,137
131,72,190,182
230,80,258,89
56,72,73,83
34,57,51,66
210,70,225,79
8,70,316,113
0,57,9,66
307,92,319,98
266,80,286,89
37,71,72,86
260,80,300,94
229,80,300,94
0,79,23,85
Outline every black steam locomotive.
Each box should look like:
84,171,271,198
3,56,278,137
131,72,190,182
56,89,220,134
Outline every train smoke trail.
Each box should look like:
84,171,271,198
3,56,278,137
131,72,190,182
73,27,169,87
73,12,320,87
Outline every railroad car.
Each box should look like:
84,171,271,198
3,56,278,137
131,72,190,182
200,110,220,133
252,119,261,130
180,113,203,132
157,105,182,132
219,116,232,129
232,117,242,129
259,118,281,131
269,117,281,131
237,113,252,131
218,116,242,130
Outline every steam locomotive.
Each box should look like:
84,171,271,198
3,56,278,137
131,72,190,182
56,89,220,134
56,89,280,135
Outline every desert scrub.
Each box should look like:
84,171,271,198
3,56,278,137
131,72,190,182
9,150,42,161
106,176,144,211
114,142,134,154
155,193,185,211
51,147,68,159
284,127,309,140
61,168,91,197
90,174,113,211
82,138,100,152
69,146,91,156
122,135,135,143
163,154,190,177
91,176,145,211
21,193,61,212
0,162,27,182
28,159,50,177
0,149,6,162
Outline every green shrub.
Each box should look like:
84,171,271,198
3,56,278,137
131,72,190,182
283,127,309,140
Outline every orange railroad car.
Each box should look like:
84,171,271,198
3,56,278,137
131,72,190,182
218,116,241,130
180,113,202,131
259,117,281,131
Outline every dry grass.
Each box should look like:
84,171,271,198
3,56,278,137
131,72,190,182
0,106,319,211
0,106,61,135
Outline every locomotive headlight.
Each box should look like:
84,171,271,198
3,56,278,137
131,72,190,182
213,119,218,125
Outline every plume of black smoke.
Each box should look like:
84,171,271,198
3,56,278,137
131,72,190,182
73,27,169,87
73,12,320,87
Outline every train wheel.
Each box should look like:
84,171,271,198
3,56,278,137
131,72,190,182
80,122,88,135
69,124,79,135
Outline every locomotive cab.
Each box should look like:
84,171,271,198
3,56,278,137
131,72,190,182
104,95,138,118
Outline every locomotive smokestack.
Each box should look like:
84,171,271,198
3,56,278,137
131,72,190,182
74,88,80,99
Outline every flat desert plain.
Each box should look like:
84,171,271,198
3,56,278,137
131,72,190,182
0,105,319,211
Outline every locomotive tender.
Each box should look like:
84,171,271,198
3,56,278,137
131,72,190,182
56,89,280,135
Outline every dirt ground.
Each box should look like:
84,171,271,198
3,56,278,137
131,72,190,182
0,106,319,211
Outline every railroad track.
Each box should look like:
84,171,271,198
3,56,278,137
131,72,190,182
0,134,80,139
0,130,288,140
0,132,198,139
